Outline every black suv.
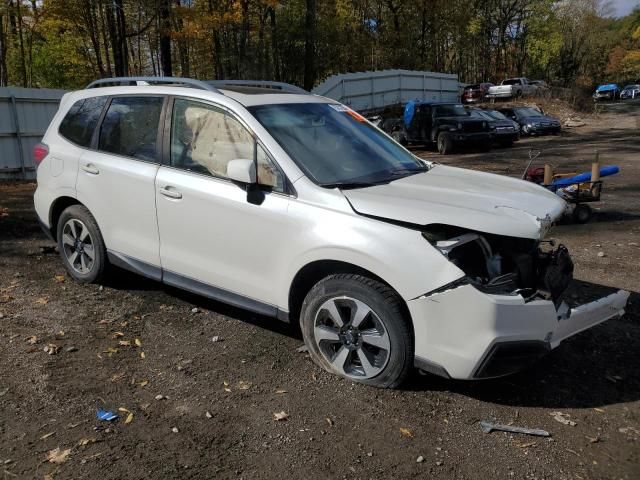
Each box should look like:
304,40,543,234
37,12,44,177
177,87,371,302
383,101,492,154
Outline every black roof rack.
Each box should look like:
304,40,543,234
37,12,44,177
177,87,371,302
86,77,220,92
205,80,308,94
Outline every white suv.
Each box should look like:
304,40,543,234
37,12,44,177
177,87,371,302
34,77,629,388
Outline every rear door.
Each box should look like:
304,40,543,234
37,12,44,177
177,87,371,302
154,97,291,310
76,95,166,274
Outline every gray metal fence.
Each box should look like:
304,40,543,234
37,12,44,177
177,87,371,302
312,69,460,113
0,87,68,180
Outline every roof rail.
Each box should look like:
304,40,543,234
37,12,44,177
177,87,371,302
85,77,220,92
205,80,308,94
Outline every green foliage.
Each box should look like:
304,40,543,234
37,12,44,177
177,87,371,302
0,0,637,89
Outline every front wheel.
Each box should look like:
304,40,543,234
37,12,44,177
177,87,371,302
437,132,454,155
300,274,413,388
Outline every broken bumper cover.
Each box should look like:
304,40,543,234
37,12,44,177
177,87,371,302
408,284,629,380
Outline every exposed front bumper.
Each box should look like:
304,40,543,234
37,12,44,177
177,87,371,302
408,284,629,380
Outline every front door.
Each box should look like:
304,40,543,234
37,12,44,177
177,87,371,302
155,97,291,311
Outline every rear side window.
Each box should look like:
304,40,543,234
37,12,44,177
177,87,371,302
98,96,164,162
58,96,108,147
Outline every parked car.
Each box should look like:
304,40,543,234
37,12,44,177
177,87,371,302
34,77,629,388
593,84,620,101
381,101,492,154
468,108,520,147
461,83,494,103
498,106,561,136
620,84,640,99
487,78,536,100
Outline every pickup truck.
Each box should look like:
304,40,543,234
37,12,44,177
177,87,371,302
487,78,536,100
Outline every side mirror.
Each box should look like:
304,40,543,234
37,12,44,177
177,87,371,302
226,159,256,184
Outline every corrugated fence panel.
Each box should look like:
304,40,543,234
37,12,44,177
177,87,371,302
0,87,68,180
312,69,460,113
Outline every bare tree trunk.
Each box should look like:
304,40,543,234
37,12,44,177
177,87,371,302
303,0,315,90
158,0,172,76
0,8,7,86
267,6,279,81
15,0,27,86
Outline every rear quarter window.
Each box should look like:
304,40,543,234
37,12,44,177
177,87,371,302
58,96,108,147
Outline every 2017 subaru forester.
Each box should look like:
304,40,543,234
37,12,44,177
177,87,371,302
33,77,629,388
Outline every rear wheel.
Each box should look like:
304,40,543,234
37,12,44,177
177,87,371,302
437,132,454,155
57,205,107,283
300,274,413,388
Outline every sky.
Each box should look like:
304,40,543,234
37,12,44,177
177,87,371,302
611,0,639,17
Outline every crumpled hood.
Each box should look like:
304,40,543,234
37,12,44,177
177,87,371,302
342,165,567,239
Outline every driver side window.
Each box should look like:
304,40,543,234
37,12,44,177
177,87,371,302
170,98,284,191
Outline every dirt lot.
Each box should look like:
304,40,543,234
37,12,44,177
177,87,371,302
1,103,639,480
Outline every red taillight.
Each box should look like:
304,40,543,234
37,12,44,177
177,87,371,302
33,143,49,168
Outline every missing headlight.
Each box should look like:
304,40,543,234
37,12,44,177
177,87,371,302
423,226,573,303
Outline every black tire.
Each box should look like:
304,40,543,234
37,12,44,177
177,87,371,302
572,204,592,224
437,132,454,155
57,205,107,283
300,274,413,389
392,130,407,146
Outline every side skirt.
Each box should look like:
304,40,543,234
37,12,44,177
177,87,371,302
106,250,289,322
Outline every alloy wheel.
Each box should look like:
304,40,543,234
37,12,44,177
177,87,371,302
313,296,391,379
61,218,95,275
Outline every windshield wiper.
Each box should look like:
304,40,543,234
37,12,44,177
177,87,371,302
319,179,391,190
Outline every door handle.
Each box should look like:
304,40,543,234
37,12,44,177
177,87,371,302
81,164,99,175
159,187,183,200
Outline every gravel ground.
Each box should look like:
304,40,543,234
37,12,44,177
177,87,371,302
0,104,638,480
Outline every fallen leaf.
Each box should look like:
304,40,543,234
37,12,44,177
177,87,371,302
125,413,134,424
40,432,56,440
134,338,142,347
78,437,96,446
223,381,229,387
138,380,149,387
110,372,126,382
585,435,600,444
550,411,577,426
26,335,38,345
593,408,606,413
111,332,124,339
325,417,334,426
400,427,414,438
205,411,213,419
45,344,60,355
46,447,71,464
36,297,49,305
118,407,130,413
223,388,231,393
275,389,287,394
273,411,289,421
118,340,131,347
103,347,118,356
517,441,537,448
140,351,145,359
237,381,251,390
54,275,65,283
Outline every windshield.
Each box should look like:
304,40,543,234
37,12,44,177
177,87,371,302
468,109,491,120
484,110,509,120
502,79,521,85
515,107,543,117
624,85,640,90
249,103,428,188
433,104,469,118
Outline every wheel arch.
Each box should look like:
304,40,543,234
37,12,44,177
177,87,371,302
287,259,412,332
49,196,84,238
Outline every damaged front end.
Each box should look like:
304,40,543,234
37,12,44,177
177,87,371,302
423,225,573,305
411,224,629,380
